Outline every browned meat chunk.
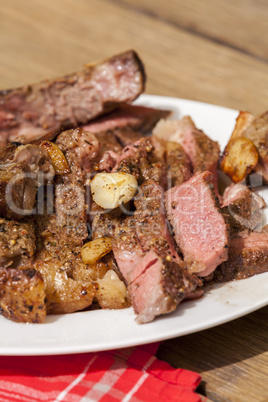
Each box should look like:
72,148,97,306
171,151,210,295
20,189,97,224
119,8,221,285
32,249,96,315
214,227,268,282
37,129,90,256
0,144,54,219
0,268,46,323
0,218,36,268
165,171,229,277
221,183,265,232
0,50,145,146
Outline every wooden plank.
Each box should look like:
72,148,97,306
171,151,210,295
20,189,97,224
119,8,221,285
0,0,267,114
117,0,268,61
157,306,268,401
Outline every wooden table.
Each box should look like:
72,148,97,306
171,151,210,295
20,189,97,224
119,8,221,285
0,1,267,401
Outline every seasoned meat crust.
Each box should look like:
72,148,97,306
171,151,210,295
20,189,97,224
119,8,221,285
134,179,180,261
0,218,36,268
128,249,200,324
0,50,146,146
0,144,54,220
214,228,268,282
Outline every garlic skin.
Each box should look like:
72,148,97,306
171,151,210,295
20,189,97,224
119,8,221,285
90,172,138,209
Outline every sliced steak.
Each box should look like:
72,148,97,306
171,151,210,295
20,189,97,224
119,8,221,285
243,111,268,184
0,218,36,268
213,227,268,282
0,50,145,146
112,220,200,323
166,141,192,188
0,267,46,323
134,179,181,262
83,103,171,145
128,249,200,323
112,217,144,283
221,183,265,232
153,116,220,195
165,171,229,277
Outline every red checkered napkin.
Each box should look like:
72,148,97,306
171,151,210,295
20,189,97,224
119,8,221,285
0,342,202,402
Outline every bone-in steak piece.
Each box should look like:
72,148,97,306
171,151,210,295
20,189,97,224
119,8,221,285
0,50,145,146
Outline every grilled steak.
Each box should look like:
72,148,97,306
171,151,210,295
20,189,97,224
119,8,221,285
111,180,202,323
0,218,36,268
153,116,220,195
165,171,229,277
221,183,265,232
128,249,199,324
214,227,268,282
0,50,145,146
0,267,46,323
112,219,200,323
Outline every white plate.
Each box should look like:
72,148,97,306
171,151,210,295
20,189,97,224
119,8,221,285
1,95,267,356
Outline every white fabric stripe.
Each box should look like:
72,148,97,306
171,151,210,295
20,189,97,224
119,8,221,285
122,355,156,402
81,359,127,402
0,389,33,402
0,381,59,401
122,372,149,402
54,355,98,402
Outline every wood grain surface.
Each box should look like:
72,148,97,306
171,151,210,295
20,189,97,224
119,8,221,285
0,0,268,401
